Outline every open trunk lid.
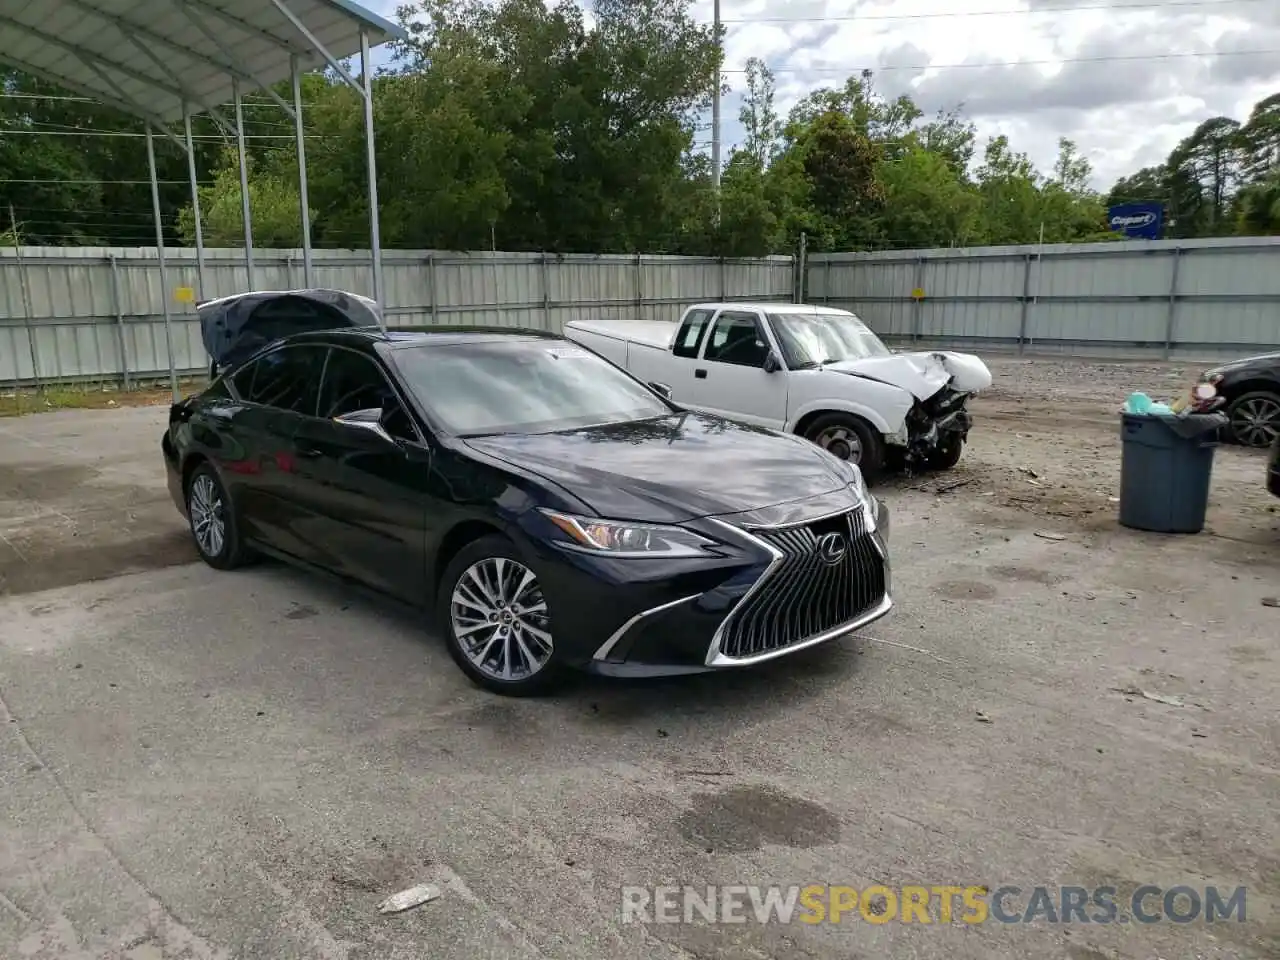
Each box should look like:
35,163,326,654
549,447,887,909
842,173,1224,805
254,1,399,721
199,289,381,372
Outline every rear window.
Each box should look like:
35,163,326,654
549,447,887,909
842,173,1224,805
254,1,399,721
388,339,672,436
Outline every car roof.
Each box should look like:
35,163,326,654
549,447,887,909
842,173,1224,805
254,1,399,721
278,325,565,349
687,302,855,315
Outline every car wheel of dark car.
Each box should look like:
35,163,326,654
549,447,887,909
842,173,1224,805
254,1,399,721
805,413,883,483
186,464,252,570
926,435,965,470
437,535,563,696
1226,390,1280,448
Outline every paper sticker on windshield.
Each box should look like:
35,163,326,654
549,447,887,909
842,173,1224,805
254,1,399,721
546,346,592,360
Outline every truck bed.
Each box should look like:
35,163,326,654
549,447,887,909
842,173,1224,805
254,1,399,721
562,317,678,385
564,317,677,350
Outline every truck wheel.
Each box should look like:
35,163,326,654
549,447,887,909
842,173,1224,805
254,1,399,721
927,435,965,470
805,414,883,483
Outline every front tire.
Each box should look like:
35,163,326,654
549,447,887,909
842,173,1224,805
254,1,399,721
805,413,884,484
185,463,251,570
927,435,965,470
1226,390,1280,448
437,535,564,696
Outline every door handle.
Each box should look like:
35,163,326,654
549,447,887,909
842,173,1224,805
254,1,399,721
295,446,323,459
695,368,707,379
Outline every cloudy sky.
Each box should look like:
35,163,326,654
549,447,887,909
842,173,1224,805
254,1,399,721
369,0,1280,189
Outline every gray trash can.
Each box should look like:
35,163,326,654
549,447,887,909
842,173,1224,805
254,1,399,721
1119,412,1227,533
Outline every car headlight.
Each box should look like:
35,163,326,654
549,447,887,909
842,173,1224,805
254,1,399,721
540,510,716,558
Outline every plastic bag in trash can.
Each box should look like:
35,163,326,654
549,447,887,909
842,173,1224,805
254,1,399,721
1124,392,1174,415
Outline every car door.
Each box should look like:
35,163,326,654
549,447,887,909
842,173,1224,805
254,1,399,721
654,308,714,403
288,346,431,602
684,310,789,429
222,344,328,557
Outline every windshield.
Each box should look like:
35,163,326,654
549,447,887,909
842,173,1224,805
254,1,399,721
389,339,673,436
769,312,892,368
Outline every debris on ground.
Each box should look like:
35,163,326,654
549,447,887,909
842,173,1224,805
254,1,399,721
1114,685,1184,707
378,883,442,915
1263,597,1280,608
1034,531,1068,542
975,710,992,723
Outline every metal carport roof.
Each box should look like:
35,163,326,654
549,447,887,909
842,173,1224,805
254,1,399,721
0,0,407,396
0,0,406,125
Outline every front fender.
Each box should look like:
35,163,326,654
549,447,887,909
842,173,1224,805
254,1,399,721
786,394,912,437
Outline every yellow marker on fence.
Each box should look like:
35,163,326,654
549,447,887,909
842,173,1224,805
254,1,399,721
911,287,926,301
175,286,195,304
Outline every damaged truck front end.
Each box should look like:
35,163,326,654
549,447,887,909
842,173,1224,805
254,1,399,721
828,349,991,473
903,386,974,471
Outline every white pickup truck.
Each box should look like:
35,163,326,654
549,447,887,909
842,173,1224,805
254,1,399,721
563,301,992,479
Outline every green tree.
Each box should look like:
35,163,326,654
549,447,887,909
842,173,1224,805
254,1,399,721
739,57,781,168
178,148,308,247
877,143,981,248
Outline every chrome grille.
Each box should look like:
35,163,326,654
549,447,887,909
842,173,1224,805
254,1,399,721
718,509,886,659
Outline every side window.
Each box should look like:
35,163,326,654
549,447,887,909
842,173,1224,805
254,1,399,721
703,312,770,368
672,309,713,359
319,349,417,441
237,346,326,414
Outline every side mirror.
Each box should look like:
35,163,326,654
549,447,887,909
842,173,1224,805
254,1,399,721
333,407,393,442
648,381,673,399
763,351,782,373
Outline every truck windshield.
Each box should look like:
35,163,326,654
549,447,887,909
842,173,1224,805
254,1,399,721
389,339,673,437
769,313,892,368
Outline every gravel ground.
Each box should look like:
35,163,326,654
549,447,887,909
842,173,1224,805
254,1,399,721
890,356,1280,556
0,359,1276,960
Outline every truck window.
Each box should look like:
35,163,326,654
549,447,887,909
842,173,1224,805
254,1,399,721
703,312,770,368
673,309,713,358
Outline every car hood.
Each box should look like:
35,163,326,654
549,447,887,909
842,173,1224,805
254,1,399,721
1205,351,1280,376
463,412,849,523
825,351,993,400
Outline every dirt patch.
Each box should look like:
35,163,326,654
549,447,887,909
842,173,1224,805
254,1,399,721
0,527,196,596
0,380,204,418
888,356,1280,560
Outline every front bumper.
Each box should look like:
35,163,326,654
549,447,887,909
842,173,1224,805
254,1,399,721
531,493,892,677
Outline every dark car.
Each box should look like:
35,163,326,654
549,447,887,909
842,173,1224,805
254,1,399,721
1199,351,1280,448
163,295,892,695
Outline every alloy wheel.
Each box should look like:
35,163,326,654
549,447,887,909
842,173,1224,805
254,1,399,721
188,474,226,558
815,425,863,463
1232,395,1280,448
449,557,553,682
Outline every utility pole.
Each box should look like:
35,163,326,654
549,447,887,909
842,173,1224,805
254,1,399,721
711,0,722,221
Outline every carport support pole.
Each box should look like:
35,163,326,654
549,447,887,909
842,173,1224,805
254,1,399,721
182,103,207,300
233,79,256,290
145,125,179,400
291,56,314,288
360,30,385,315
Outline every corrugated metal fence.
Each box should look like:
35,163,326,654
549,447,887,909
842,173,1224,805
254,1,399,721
809,236,1280,360
0,247,795,386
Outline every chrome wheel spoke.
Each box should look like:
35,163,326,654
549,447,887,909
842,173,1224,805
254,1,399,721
189,475,226,557
451,557,553,682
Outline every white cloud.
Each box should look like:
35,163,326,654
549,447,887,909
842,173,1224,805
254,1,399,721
702,0,1280,186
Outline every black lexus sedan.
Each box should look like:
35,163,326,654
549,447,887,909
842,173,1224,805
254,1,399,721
163,322,892,695
1198,351,1280,448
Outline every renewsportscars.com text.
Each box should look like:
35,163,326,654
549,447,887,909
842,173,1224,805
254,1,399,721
620,884,1247,926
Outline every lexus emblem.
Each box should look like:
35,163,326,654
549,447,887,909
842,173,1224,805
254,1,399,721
815,532,847,565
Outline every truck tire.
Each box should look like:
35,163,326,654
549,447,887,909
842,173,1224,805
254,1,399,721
927,435,965,470
804,413,883,484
